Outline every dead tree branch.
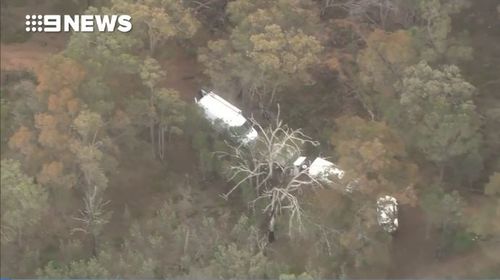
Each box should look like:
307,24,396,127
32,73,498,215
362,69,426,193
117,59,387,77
220,109,323,235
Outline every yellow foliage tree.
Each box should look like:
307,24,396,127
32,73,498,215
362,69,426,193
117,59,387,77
8,126,35,156
332,116,419,198
358,29,417,94
37,161,64,185
36,55,86,96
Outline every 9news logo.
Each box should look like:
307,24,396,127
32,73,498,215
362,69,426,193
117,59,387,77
25,14,132,33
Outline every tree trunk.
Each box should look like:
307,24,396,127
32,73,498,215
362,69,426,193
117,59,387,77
90,233,97,257
268,211,276,243
158,124,162,160
268,231,275,243
162,127,165,160
183,229,190,254
148,25,156,55
161,126,166,160
269,84,278,106
150,119,155,157
439,164,445,184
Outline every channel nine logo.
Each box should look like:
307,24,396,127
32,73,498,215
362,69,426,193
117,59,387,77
25,14,132,33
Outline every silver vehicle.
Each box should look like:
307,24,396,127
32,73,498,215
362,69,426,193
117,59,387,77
376,195,399,233
195,89,258,144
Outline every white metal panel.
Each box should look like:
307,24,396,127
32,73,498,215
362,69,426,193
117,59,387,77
197,93,247,127
309,157,344,179
293,156,307,167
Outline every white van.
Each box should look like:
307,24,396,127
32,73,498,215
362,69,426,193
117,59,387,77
195,89,258,144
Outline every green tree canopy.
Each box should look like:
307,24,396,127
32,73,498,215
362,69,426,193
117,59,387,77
73,110,104,143
396,61,482,168
199,0,323,104
112,0,199,54
1,159,48,243
414,0,473,63
66,7,141,76
358,29,418,95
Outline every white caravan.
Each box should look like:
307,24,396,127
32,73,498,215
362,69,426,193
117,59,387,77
195,89,258,144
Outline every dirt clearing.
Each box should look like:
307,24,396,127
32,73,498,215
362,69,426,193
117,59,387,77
1,33,68,71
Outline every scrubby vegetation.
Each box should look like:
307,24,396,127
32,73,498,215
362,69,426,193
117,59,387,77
1,0,499,278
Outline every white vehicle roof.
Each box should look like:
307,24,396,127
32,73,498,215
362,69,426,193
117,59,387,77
309,157,345,180
197,91,247,127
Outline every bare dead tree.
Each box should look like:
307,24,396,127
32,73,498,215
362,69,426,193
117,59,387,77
218,107,329,237
329,0,418,28
220,106,320,197
248,167,324,235
72,185,111,256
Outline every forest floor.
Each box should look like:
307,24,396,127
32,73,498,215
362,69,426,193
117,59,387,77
388,204,499,278
1,10,498,277
159,44,202,102
0,33,68,71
